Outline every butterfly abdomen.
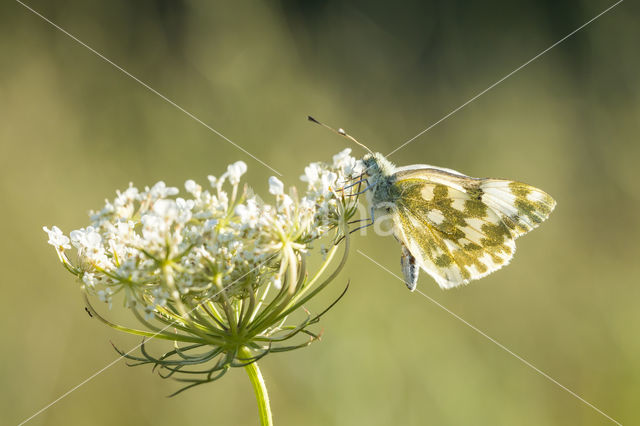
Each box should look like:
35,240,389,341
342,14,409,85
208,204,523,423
400,242,418,291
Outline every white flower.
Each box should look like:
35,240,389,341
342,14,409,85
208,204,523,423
235,202,258,226
113,185,139,218
332,148,352,167
353,159,365,174
97,287,114,308
70,227,102,251
227,161,247,185
46,151,359,319
320,171,337,196
176,198,194,223
333,148,363,177
140,214,168,246
152,287,169,307
82,272,98,288
107,221,136,242
149,181,179,199
45,151,363,389
272,278,282,289
89,201,115,223
185,179,201,197
204,218,219,231
280,195,294,211
300,163,321,185
300,197,315,210
143,305,155,321
268,176,284,196
43,226,71,250
152,199,179,219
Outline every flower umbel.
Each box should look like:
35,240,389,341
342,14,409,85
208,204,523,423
44,149,363,399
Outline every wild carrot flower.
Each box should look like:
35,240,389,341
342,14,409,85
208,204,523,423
44,149,364,425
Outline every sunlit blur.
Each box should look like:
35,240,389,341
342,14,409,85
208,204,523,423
2,1,638,425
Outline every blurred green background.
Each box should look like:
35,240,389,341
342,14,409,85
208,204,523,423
2,0,639,425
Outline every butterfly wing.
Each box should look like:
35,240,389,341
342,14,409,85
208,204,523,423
479,179,556,237
387,166,555,289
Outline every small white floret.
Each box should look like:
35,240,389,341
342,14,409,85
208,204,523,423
43,225,71,250
272,278,282,289
268,176,284,195
227,161,248,185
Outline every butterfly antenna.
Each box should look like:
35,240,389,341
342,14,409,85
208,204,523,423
307,116,374,154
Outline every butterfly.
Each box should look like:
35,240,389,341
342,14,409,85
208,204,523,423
359,152,556,290
307,117,556,291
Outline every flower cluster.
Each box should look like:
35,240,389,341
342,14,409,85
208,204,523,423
44,149,363,394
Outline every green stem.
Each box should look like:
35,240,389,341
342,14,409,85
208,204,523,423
240,346,273,426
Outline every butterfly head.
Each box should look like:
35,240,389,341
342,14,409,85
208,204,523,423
362,152,396,179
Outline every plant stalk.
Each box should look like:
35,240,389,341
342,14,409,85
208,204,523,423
240,346,273,426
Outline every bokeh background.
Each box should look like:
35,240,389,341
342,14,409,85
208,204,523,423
2,0,639,425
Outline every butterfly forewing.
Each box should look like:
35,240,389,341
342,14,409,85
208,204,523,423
480,180,556,237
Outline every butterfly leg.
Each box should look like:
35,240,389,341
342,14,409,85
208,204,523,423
334,172,369,195
342,184,372,197
337,171,367,189
348,206,375,234
334,207,375,245
336,177,369,192
347,213,373,225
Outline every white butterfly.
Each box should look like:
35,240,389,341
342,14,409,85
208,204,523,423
361,152,556,290
308,116,556,291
